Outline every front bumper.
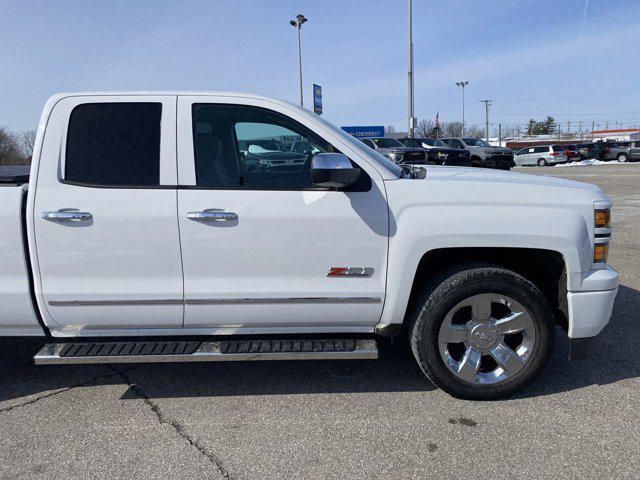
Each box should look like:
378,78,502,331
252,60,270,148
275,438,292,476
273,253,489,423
482,155,514,169
567,266,619,339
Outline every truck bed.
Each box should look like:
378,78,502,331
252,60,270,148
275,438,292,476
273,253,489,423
0,184,44,336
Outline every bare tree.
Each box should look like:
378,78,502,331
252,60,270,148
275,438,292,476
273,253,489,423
416,119,435,138
466,125,484,138
21,130,36,159
385,125,396,136
0,127,28,165
443,121,463,137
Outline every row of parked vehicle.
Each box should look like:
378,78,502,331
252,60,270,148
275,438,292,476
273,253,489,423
359,137,516,170
514,140,640,166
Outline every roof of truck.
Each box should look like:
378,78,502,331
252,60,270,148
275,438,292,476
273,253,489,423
48,91,301,108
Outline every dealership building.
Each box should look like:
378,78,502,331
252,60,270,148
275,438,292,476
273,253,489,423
588,128,640,142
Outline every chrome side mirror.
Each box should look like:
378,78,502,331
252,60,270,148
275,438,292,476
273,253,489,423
311,153,360,189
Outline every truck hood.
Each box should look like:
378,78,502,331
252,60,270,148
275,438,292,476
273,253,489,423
483,146,513,154
384,165,607,206
378,146,423,154
423,165,599,191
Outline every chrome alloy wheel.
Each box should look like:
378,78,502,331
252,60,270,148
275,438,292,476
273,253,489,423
437,293,536,385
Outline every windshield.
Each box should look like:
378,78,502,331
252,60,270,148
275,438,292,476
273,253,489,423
402,138,421,148
422,138,448,147
463,138,489,147
372,138,405,148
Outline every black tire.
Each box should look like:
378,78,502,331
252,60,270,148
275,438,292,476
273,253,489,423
470,156,483,168
537,158,547,167
408,263,554,400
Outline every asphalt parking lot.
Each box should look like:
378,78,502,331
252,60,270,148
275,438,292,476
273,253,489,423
1,164,639,480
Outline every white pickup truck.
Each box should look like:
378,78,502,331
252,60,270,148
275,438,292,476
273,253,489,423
0,92,618,399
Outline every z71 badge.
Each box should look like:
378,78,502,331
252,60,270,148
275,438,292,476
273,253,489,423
327,267,375,278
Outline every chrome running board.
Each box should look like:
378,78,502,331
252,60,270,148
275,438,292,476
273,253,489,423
34,338,379,365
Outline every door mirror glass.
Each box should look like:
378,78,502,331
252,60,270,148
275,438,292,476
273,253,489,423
311,153,360,189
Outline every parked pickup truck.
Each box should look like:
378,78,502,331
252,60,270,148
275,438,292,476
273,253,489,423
604,141,640,163
0,92,618,400
441,138,515,170
359,137,427,164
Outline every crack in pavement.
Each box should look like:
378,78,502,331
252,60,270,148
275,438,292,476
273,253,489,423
0,367,138,414
113,368,234,480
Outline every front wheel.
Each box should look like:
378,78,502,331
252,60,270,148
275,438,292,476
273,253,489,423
537,158,548,167
409,264,554,400
618,153,629,163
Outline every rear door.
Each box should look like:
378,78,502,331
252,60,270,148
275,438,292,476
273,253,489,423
32,96,184,334
175,96,388,332
630,141,640,160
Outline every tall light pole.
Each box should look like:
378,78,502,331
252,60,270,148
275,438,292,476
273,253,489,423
289,14,308,107
408,0,415,138
456,81,469,136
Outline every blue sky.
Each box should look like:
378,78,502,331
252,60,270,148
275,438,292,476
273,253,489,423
1,0,640,134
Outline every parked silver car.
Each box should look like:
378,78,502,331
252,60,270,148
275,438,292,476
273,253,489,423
514,145,568,166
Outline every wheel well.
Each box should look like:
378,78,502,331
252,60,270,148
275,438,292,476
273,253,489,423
407,247,568,330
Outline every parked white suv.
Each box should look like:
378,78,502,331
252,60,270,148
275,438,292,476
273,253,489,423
515,145,569,166
0,91,618,400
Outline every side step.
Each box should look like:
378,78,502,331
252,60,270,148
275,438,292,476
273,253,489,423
34,338,378,365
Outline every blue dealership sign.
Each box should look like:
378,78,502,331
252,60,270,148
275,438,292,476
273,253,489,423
313,84,322,115
341,125,385,139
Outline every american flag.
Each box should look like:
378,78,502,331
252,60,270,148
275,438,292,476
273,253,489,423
435,112,440,127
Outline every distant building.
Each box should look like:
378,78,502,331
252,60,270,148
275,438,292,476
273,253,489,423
589,129,640,141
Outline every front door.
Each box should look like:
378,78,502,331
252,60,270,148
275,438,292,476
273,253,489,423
176,96,388,332
32,96,184,334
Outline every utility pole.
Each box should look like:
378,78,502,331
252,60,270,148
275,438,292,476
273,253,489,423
557,123,561,141
579,121,582,137
407,0,415,138
481,99,492,141
605,120,609,130
289,14,308,107
498,123,502,147
567,120,571,135
456,81,469,136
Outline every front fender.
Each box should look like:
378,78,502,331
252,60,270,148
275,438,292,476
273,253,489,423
379,204,592,327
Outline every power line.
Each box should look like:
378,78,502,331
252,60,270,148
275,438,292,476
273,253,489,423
492,110,640,117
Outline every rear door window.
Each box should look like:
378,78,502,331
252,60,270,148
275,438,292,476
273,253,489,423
65,103,162,186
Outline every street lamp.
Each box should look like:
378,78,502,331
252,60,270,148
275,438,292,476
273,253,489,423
407,0,415,138
456,81,469,136
290,14,308,107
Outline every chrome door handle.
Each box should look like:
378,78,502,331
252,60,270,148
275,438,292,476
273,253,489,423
42,210,93,222
187,211,238,222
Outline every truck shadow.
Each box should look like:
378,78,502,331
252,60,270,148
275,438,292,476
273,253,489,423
0,285,638,403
